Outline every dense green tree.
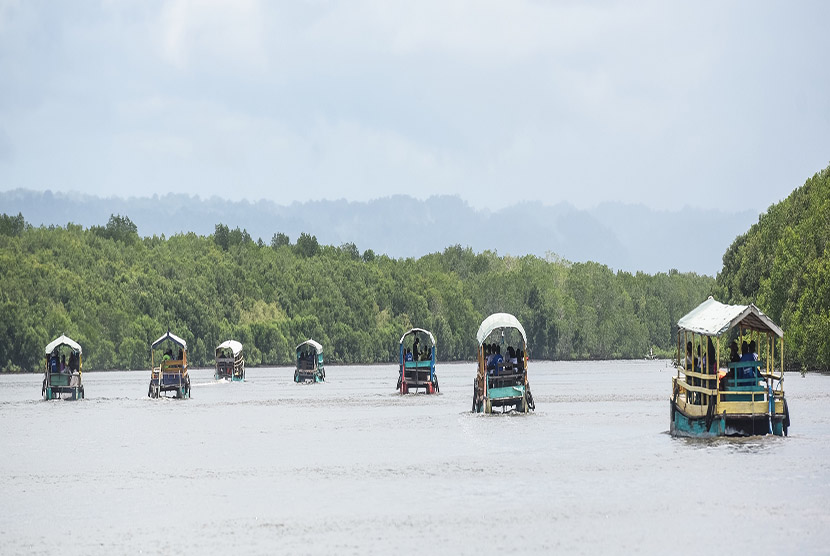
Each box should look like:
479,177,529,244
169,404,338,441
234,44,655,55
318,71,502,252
0,213,714,371
715,163,830,371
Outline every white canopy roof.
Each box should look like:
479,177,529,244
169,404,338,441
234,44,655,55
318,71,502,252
296,339,323,353
215,340,243,356
152,331,187,350
45,334,82,355
476,313,527,346
399,327,436,346
677,296,783,338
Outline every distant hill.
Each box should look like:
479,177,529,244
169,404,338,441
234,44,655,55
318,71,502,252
0,189,756,275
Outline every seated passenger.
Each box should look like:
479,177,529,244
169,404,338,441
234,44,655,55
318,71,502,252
738,341,759,380
507,346,517,369
405,348,413,362
50,353,59,373
489,345,503,374
60,354,66,372
739,341,751,361
729,341,740,363
685,342,694,369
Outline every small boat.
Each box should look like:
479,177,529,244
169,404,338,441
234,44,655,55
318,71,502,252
215,340,244,381
42,334,84,400
397,327,439,394
670,296,789,437
472,313,534,413
148,330,191,399
294,339,325,383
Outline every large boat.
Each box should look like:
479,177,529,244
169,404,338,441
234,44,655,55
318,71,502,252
215,340,244,381
397,327,439,394
670,297,790,437
294,339,325,383
472,313,534,413
42,334,84,400
148,330,191,399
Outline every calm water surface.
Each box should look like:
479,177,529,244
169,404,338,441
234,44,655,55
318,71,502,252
2,360,829,554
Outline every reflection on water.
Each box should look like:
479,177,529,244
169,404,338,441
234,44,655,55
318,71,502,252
1,361,829,554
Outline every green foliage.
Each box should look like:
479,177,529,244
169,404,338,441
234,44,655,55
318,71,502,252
295,232,320,258
90,214,138,244
715,163,830,371
0,215,714,371
0,212,27,236
271,232,290,248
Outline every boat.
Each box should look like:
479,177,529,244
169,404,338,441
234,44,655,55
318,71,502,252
397,328,439,394
42,334,84,400
670,296,790,437
294,339,325,383
472,313,534,413
215,340,245,381
148,330,191,399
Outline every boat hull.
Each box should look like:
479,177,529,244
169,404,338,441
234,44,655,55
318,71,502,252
294,369,325,383
43,385,84,400
215,369,244,381
670,400,786,437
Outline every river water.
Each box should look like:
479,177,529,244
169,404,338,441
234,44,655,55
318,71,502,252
1,360,829,555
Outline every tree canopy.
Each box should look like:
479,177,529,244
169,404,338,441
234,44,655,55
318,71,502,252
0,215,713,371
715,163,830,371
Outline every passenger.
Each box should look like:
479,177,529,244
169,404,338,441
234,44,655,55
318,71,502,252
685,342,693,369
729,341,740,363
507,346,517,369
412,336,420,361
405,348,413,362
706,337,717,372
492,345,504,372
748,340,758,361
60,354,66,372
486,344,496,370
50,353,59,374
739,341,757,380
739,341,751,361
162,349,172,362
177,349,183,361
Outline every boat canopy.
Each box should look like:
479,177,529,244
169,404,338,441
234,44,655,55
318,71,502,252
44,334,82,355
215,340,243,356
677,296,783,338
152,331,188,350
296,339,323,354
476,313,527,346
399,327,436,347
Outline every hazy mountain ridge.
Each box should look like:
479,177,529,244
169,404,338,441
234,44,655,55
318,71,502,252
0,189,756,275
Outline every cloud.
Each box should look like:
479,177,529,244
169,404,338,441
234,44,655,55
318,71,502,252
156,0,267,70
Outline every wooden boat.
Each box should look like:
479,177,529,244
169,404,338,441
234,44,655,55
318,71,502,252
215,340,244,381
472,313,534,413
42,334,84,400
294,339,325,383
148,330,191,399
670,296,790,437
397,327,439,394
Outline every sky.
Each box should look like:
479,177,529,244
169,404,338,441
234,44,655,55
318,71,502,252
1,0,828,212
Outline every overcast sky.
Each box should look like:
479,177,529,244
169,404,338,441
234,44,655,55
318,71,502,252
1,0,828,212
